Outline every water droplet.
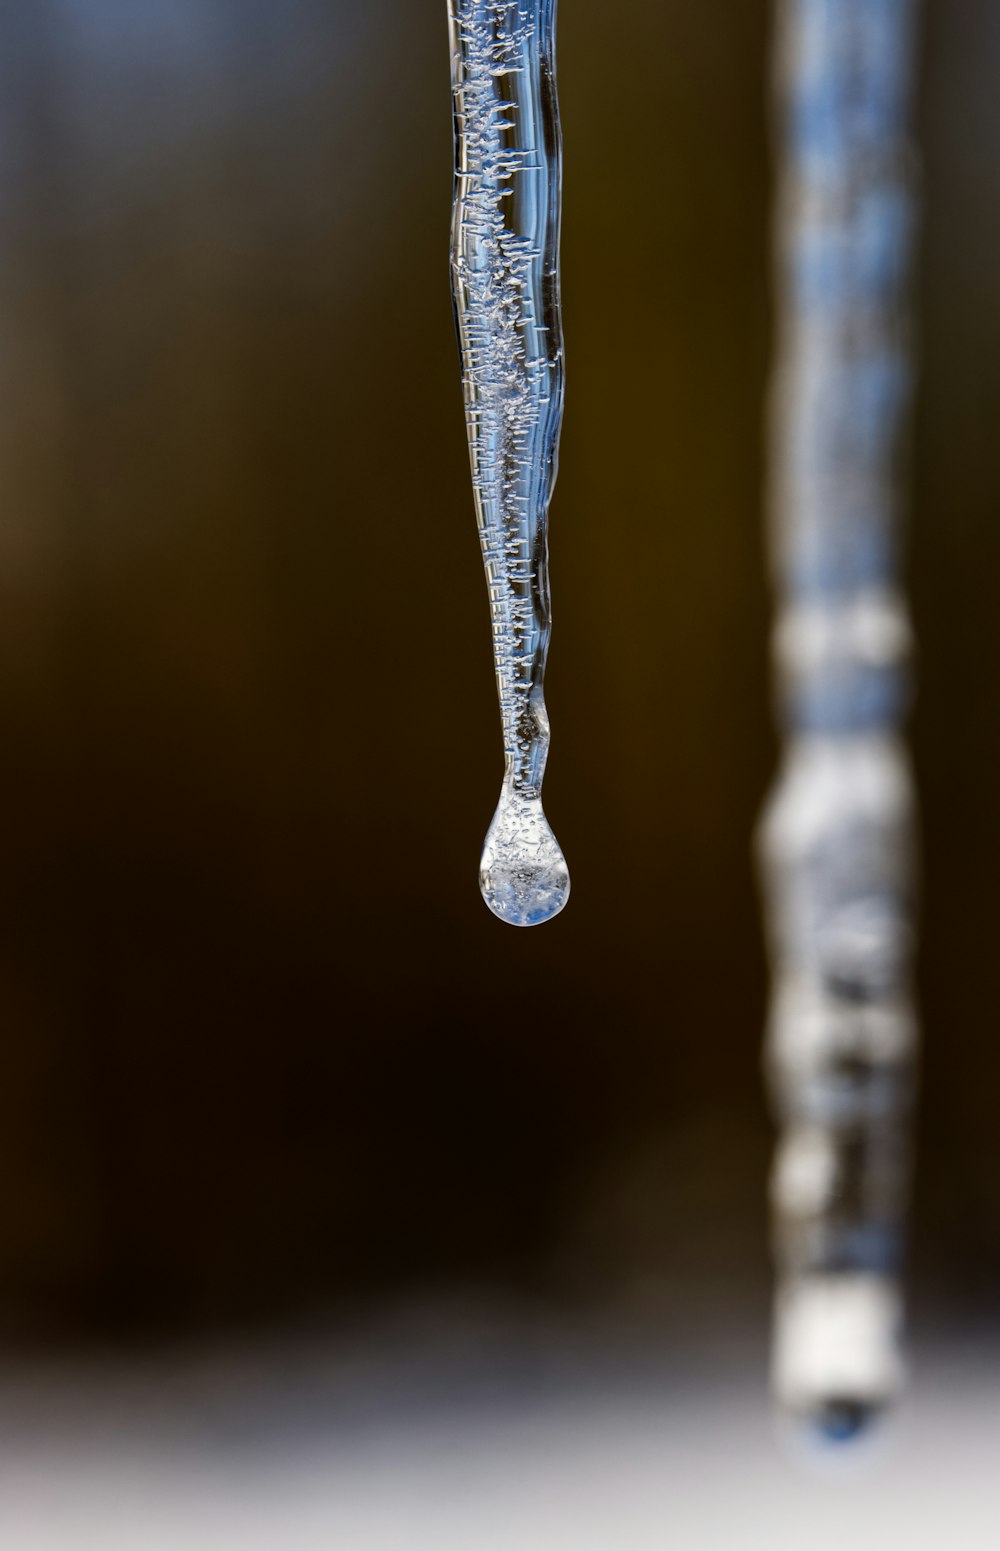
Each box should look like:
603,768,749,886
479,791,569,927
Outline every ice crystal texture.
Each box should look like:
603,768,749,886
761,0,920,1439
447,0,569,926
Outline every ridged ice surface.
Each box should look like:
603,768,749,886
447,0,569,926
761,0,920,1437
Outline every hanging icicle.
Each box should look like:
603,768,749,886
447,0,569,926
761,0,921,1441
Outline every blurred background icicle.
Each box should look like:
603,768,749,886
761,0,921,1442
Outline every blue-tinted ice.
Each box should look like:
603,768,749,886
762,0,920,1436
447,0,569,926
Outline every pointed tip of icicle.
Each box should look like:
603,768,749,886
772,1273,904,1465
479,791,570,927
796,1396,887,1447
777,1394,896,1478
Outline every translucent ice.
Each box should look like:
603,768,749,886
762,0,920,1434
447,0,569,925
480,790,570,927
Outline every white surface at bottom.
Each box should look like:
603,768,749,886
0,1307,995,1551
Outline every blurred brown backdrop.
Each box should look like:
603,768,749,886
0,0,996,1343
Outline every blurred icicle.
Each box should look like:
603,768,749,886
761,0,921,1442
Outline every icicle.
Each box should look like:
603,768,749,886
761,0,921,1441
447,0,569,926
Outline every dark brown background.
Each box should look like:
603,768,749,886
0,0,996,1344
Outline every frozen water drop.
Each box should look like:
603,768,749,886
479,791,569,927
